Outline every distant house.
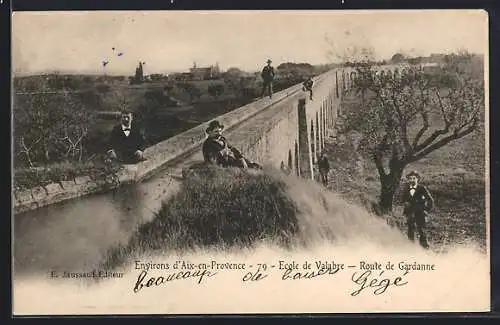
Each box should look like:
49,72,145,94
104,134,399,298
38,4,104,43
189,62,221,80
169,72,193,81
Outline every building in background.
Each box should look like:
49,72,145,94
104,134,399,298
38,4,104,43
189,62,221,80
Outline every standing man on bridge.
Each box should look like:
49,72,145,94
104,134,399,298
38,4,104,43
107,110,147,164
401,170,434,249
260,59,275,99
302,76,314,100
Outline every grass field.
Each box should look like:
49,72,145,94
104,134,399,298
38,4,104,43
326,91,487,253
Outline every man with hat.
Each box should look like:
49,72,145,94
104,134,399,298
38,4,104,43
401,170,435,248
107,110,147,164
302,76,314,100
202,120,260,169
317,151,330,186
260,59,275,99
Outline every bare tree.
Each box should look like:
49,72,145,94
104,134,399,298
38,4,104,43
14,91,92,166
343,52,484,214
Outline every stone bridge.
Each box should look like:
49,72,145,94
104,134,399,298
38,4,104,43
13,67,356,214
13,67,378,275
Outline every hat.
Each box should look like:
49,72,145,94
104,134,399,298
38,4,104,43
206,120,224,133
406,170,421,179
266,59,272,63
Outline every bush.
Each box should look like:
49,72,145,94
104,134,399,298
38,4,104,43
207,84,224,98
13,157,123,190
96,84,111,94
13,92,92,167
103,166,301,269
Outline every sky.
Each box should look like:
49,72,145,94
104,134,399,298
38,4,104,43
12,10,488,76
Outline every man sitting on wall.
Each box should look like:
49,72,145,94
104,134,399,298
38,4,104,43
202,120,262,169
107,110,147,164
302,76,314,100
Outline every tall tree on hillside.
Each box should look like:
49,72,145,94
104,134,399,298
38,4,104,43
343,52,484,214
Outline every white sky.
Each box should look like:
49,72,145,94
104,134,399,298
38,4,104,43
12,10,488,75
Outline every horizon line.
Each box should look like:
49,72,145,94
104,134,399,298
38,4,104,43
12,52,483,78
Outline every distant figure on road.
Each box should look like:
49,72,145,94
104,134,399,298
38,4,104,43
401,170,435,249
107,111,147,164
260,59,275,99
202,120,261,170
302,76,314,100
317,152,330,186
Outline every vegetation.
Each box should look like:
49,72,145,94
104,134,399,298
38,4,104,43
102,166,302,269
344,52,484,214
12,62,318,176
95,52,486,270
326,97,486,252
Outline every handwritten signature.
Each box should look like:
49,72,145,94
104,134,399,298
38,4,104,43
133,269,217,293
242,265,342,282
350,270,409,296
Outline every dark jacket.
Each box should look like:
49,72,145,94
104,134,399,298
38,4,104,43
108,123,146,157
318,156,330,172
303,78,314,90
202,135,243,167
261,66,275,83
401,184,434,216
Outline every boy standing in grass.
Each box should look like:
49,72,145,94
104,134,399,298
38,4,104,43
401,170,435,249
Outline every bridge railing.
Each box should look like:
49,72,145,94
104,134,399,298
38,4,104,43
123,69,335,182
13,67,352,214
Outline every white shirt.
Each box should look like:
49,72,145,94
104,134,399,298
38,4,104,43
121,125,131,137
409,186,416,196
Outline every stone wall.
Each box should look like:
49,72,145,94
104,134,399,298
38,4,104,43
13,174,122,214
12,74,308,214
13,67,355,215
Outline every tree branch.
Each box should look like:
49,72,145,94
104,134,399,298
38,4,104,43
414,90,452,152
390,92,412,152
409,122,477,163
412,87,430,148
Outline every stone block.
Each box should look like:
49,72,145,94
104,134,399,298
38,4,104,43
14,201,39,214
15,189,33,204
83,181,99,192
31,186,47,201
75,175,92,185
45,183,64,195
60,180,76,191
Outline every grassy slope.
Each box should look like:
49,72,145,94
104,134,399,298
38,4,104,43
326,91,487,253
102,166,301,269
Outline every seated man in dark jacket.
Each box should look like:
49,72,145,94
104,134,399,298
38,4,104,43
202,120,261,169
107,111,147,164
302,76,314,100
